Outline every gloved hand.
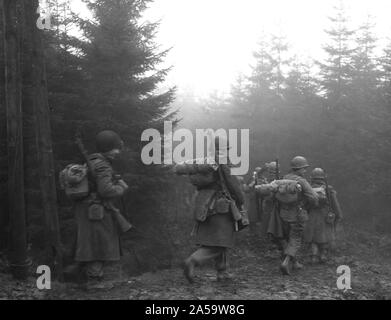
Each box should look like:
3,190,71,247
117,179,129,191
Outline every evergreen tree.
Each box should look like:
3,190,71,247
318,1,356,104
269,33,290,97
284,58,319,104
380,40,391,103
351,15,380,102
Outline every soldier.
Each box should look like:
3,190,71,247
175,136,245,283
278,156,318,275
262,162,285,251
71,130,129,283
243,167,264,233
304,168,343,264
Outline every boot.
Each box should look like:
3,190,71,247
292,259,303,270
319,250,327,264
183,258,195,284
280,255,292,275
310,255,319,265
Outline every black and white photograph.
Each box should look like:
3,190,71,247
1,0,391,304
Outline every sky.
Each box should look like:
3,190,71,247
69,0,391,98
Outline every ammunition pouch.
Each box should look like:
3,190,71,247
88,202,105,221
297,207,309,223
325,211,336,224
214,193,231,214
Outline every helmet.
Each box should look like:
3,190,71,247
266,161,277,173
214,135,230,151
96,130,123,153
311,168,326,180
290,156,310,170
254,167,262,173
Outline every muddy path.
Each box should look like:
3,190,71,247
1,227,391,300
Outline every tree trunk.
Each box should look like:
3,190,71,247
27,0,63,279
2,0,29,280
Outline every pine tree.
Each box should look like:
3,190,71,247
351,15,380,102
380,41,391,103
318,1,356,104
269,33,290,97
248,33,274,100
284,58,319,104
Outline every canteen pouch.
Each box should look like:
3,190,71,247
297,207,309,223
88,203,105,221
214,196,231,214
325,211,336,224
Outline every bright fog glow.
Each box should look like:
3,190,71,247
70,0,391,97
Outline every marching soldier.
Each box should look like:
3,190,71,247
68,130,129,283
279,156,319,275
175,136,245,283
243,167,263,233
304,168,343,263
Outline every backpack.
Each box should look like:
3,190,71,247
273,179,302,205
175,157,218,188
188,171,216,188
312,186,327,201
59,163,90,200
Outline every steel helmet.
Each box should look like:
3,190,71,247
290,156,310,170
266,161,277,173
96,130,123,153
311,168,326,180
214,135,230,151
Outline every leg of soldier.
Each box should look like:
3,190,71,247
214,248,233,281
284,221,303,257
319,243,328,263
184,246,224,283
285,220,305,270
85,261,104,280
310,243,319,264
280,220,293,275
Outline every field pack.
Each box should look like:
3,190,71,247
255,179,302,204
59,163,89,200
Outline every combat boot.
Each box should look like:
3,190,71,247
310,255,319,265
280,255,292,275
292,259,303,270
319,252,327,264
183,258,195,284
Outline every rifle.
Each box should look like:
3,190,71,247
324,170,337,233
75,132,132,233
274,158,281,213
275,158,280,180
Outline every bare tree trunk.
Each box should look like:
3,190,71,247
2,0,29,279
0,0,9,255
27,0,63,279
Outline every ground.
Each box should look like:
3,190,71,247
1,225,391,300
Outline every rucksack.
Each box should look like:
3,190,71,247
175,157,218,188
273,179,302,204
312,186,327,200
188,171,216,188
59,163,90,200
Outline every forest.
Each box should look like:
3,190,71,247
0,0,391,299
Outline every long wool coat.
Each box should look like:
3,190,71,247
304,183,343,244
74,153,126,262
184,164,245,249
